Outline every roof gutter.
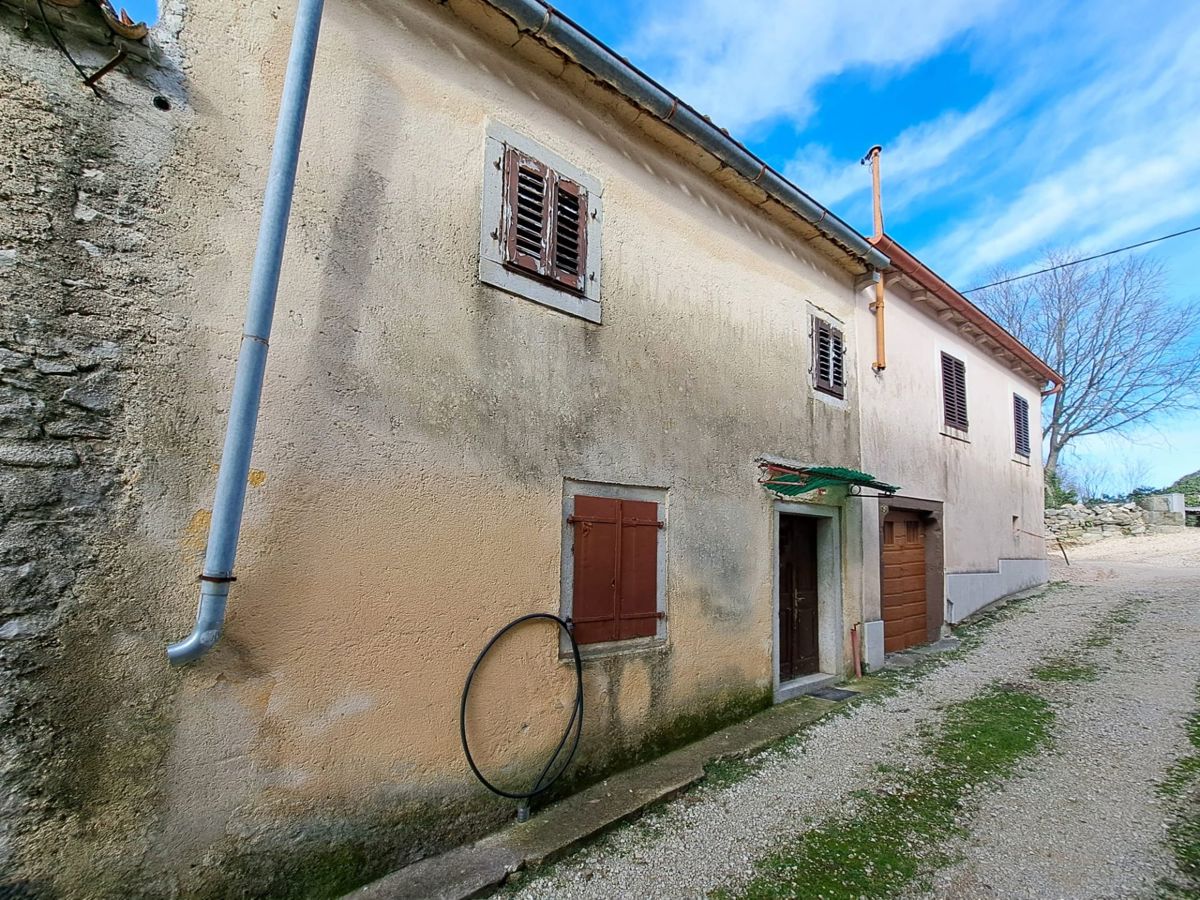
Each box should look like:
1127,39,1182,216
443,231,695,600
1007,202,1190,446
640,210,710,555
872,234,1065,390
471,0,889,273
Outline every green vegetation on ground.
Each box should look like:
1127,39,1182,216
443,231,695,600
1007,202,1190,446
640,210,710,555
1165,470,1200,506
1158,682,1200,897
1032,658,1100,682
721,589,1144,899
1083,598,1148,650
722,686,1055,900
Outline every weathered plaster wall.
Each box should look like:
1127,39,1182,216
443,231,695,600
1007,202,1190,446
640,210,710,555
3,0,867,895
856,279,1048,622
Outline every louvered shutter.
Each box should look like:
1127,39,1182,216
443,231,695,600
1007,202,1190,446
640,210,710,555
503,147,588,295
503,148,551,278
570,495,619,644
941,352,969,431
1013,394,1031,457
617,499,660,639
550,176,588,293
813,318,846,398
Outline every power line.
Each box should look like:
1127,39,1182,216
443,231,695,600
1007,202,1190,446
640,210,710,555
961,224,1200,293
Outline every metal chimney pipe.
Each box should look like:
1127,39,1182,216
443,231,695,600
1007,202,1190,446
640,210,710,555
864,145,887,372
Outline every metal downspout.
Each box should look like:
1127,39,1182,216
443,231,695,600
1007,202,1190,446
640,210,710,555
167,0,325,664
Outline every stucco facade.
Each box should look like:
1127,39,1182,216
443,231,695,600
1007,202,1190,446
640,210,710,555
0,0,884,894
856,250,1052,649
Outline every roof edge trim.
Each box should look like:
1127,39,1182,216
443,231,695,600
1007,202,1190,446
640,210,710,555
873,234,1064,388
459,0,889,273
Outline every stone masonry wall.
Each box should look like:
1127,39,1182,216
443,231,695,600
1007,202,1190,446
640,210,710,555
0,7,195,895
1045,494,1187,544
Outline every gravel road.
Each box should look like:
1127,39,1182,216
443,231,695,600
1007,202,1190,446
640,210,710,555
507,531,1200,899
925,539,1200,899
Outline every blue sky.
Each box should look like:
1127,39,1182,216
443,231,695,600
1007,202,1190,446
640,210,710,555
549,0,1200,493
127,0,1199,492
113,0,156,24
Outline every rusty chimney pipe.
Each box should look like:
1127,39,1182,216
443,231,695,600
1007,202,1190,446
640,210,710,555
863,144,886,371
866,144,884,239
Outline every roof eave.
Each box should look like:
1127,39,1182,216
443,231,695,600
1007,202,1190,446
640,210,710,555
872,234,1064,388
437,0,889,275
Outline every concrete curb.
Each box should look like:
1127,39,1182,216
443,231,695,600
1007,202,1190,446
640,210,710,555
345,687,878,899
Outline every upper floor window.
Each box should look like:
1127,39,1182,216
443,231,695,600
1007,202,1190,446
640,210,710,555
941,352,968,432
1013,393,1031,458
480,123,603,323
812,317,846,399
502,148,588,294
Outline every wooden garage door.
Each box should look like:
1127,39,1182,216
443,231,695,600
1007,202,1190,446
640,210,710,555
882,511,927,653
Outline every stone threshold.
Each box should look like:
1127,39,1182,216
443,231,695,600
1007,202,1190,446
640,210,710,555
345,679,880,900
774,671,839,702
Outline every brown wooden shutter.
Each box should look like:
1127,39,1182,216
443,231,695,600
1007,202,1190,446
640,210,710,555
1013,394,1031,457
570,495,619,645
502,147,589,295
813,318,846,398
550,175,588,294
617,499,659,640
941,352,968,430
570,495,660,645
503,147,551,278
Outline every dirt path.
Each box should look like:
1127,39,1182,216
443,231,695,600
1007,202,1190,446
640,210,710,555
506,532,1200,899
927,547,1200,898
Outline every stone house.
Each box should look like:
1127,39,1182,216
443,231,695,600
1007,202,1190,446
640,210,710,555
0,0,1058,895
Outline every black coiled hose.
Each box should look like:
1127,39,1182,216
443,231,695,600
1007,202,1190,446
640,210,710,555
459,613,584,801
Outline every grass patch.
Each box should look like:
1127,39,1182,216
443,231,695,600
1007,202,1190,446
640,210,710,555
695,583,1062,796
704,756,761,790
1083,598,1148,650
1158,682,1200,897
1032,659,1100,683
723,685,1054,899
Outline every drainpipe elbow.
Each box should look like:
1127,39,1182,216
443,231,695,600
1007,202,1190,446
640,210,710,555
167,581,230,665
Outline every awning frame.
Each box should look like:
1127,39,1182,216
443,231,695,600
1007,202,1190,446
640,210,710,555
757,459,899,498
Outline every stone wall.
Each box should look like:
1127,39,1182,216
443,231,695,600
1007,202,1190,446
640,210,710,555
1044,494,1187,543
0,6,191,894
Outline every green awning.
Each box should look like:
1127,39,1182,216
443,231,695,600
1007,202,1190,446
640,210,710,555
758,461,899,497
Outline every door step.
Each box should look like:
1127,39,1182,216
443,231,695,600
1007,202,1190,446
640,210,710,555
774,672,838,703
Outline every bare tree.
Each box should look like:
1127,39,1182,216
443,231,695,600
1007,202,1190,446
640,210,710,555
974,252,1200,476
1118,454,1153,496
1058,458,1110,502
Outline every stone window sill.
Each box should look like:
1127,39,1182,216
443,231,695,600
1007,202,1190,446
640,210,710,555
941,426,970,443
560,635,669,662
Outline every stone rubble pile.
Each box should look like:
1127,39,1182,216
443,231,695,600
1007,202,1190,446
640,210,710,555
1044,495,1186,544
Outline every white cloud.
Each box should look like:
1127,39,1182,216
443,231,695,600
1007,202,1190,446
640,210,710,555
785,95,1012,217
622,0,1200,290
915,8,1200,281
622,0,1011,134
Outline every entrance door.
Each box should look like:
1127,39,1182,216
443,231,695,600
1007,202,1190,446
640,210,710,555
882,510,927,652
779,515,820,681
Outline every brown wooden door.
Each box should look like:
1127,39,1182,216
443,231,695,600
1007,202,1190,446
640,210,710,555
882,511,927,653
779,515,820,681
